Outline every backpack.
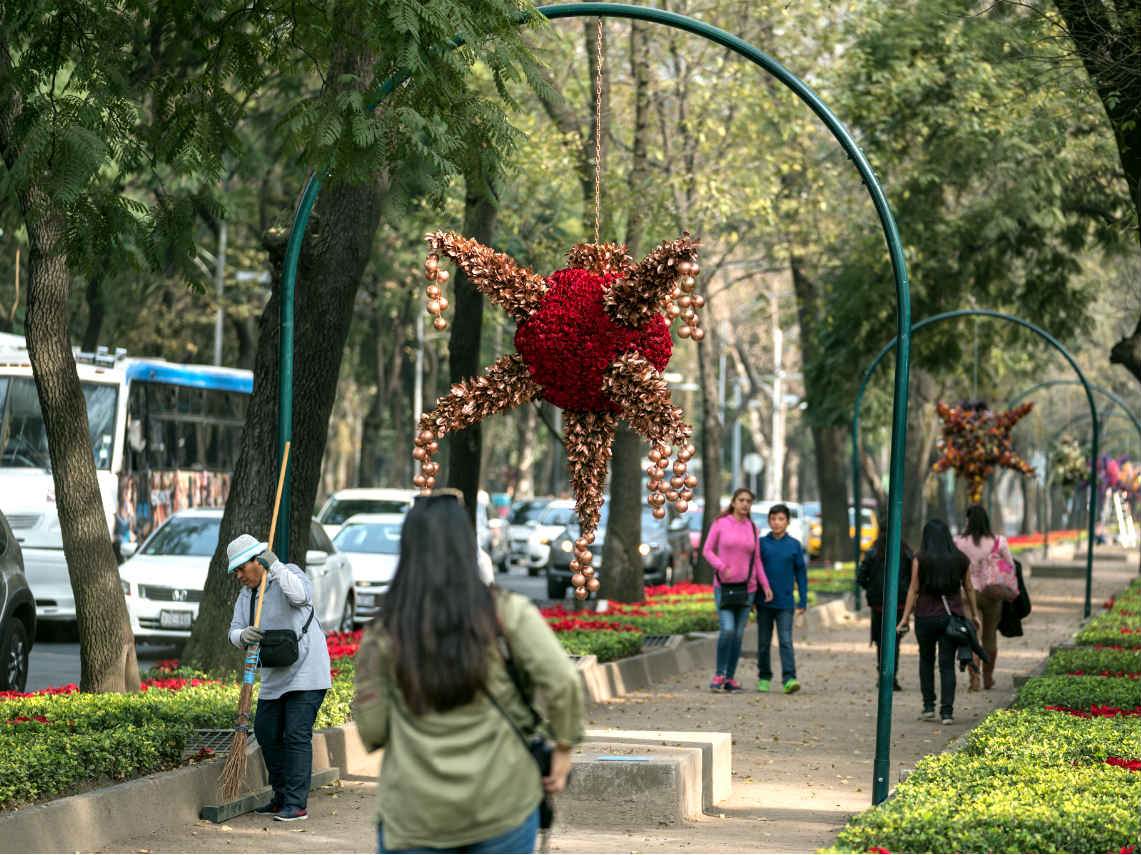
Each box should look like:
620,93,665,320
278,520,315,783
971,536,1019,601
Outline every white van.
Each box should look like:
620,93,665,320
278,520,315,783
316,488,416,541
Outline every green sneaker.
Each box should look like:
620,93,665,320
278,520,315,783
783,679,801,694
756,679,771,693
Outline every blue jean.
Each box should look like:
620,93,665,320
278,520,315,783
378,807,539,853
253,689,326,810
756,607,796,683
714,587,751,680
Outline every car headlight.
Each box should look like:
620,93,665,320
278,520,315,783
121,579,131,596
560,540,573,552
638,543,651,556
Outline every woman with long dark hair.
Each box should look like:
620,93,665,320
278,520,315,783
702,487,772,692
896,520,981,725
953,504,1016,690
353,490,584,853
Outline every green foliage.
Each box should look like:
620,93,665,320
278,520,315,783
1013,675,1140,709
1044,646,1141,676
831,710,1140,853
554,630,644,663
1076,613,1141,648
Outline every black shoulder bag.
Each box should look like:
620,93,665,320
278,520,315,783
714,520,756,609
249,586,316,668
483,614,560,851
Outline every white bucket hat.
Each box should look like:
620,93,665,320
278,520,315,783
227,533,267,572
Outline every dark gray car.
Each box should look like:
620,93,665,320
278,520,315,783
0,509,35,691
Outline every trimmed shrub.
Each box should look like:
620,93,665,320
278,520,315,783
1014,675,1141,710
1044,647,1141,677
555,630,644,662
1076,614,1141,648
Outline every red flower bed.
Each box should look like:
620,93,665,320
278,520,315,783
326,629,363,660
140,677,221,691
1105,757,1141,772
1045,704,1141,718
546,617,640,633
0,684,79,700
644,582,713,599
1007,530,1080,547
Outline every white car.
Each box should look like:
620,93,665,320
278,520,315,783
751,501,808,551
518,499,579,576
334,512,495,624
119,509,356,641
316,488,416,541
506,498,552,574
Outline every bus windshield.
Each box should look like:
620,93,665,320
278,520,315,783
0,377,118,470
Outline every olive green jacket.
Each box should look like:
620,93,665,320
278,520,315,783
353,591,585,851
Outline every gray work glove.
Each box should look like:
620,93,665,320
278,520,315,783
240,626,264,646
257,549,279,571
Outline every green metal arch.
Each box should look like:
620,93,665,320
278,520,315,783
280,1,913,803
1006,379,1141,446
851,309,1100,620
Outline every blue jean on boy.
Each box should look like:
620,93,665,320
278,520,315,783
714,587,751,679
756,607,796,684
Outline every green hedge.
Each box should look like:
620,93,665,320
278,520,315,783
831,710,1140,853
1044,647,1141,676
1014,675,1141,710
1075,613,1141,648
555,630,644,662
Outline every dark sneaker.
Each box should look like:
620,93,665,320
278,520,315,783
709,675,725,691
941,715,954,725
920,710,936,721
254,800,282,815
723,678,744,693
274,807,308,822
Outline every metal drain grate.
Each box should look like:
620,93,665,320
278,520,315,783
641,634,672,649
182,728,236,760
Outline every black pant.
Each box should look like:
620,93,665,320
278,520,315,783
914,616,956,717
254,689,327,809
870,608,903,680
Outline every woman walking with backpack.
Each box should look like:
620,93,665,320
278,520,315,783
896,520,981,725
953,504,1017,690
703,488,773,692
352,490,584,853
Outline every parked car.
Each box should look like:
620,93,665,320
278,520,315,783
0,509,35,691
545,500,689,600
334,511,495,624
515,499,578,577
119,509,356,641
316,488,416,541
506,497,553,573
805,503,879,559
476,490,509,574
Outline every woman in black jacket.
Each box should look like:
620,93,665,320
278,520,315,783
896,520,981,725
857,531,913,690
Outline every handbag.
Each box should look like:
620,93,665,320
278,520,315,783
714,520,756,609
249,588,316,668
972,537,1019,602
941,596,974,646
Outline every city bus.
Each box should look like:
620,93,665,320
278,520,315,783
0,335,253,622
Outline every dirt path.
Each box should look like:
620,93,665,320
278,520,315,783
99,564,1133,854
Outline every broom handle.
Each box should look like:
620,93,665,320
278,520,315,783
253,441,291,630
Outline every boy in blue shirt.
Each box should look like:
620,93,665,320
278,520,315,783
756,504,808,693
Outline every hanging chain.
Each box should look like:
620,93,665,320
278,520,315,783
593,17,603,245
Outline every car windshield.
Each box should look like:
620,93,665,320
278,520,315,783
539,505,577,527
333,521,402,554
141,516,220,556
320,498,409,526
0,376,118,470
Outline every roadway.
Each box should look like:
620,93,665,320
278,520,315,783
25,565,557,691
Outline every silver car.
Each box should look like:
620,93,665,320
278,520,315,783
0,509,35,691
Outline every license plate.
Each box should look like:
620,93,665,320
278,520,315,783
159,609,193,629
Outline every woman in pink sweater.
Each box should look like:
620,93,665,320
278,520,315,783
703,488,773,692
953,505,1016,690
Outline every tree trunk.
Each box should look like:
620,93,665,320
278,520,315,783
232,315,255,371
603,424,645,602
900,369,943,545
80,275,105,353
789,254,850,561
184,39,387,670
446,178,497,525
695,324,724,585
23,195,139,692
514,403,537,498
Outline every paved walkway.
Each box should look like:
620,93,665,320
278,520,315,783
98,562,1134,854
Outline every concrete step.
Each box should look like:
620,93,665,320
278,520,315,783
585,729,731,811
554,742,703,829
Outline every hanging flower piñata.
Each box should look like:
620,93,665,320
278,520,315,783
932,399,1034,503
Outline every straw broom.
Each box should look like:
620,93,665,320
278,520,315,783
218,441,291,801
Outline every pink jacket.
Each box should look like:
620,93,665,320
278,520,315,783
703,515,770,594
